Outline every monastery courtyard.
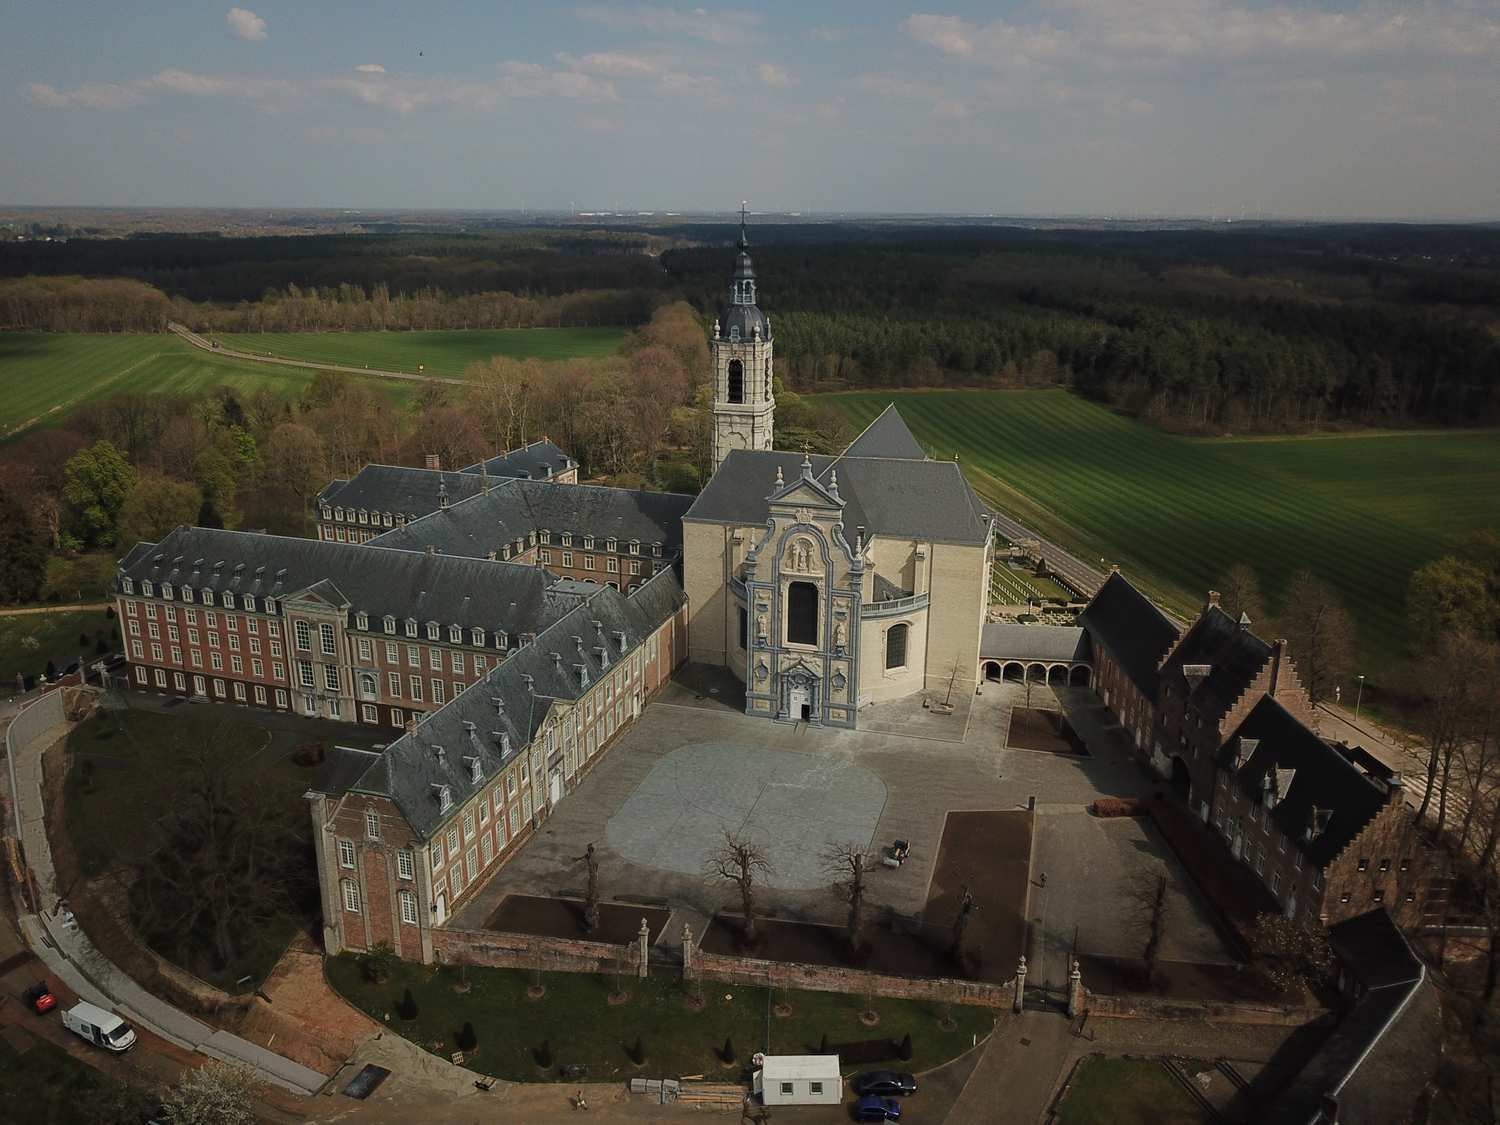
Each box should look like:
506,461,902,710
452,673,1235,989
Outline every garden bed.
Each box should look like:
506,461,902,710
327,956,993,1082
1008,708,1089,756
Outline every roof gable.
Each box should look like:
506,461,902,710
843,404,927,460
1076,572,1179,698
1159,606,1273,723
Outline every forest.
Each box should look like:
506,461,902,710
2,222,1498,433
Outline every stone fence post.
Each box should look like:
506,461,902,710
1013,955,1027,1014
637,917,650,979
1068,958,1083,1018
681,923,695,980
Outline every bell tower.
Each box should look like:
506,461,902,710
709,204,775,473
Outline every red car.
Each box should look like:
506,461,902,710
22,980,57,1014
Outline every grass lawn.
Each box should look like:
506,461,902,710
821,389,1500,681
1055,1055,1215,1125
213,326,626,376
0,333,419,439
328,955,993,1083
62,706,331,988
0,608,115,684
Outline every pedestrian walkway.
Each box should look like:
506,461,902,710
944,1010,1073,1124
3,690,328,1095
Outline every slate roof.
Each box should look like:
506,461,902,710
317,465,490,518
1219,696,1396,867
980,623,1090,663
463,439,577,482
1076,572,1179,698
116,527,557,637
1158,605,1273,725
686,448,990,546
368,479,694,559
316,568,685,840
843,404,928,460
1329,907,1423,991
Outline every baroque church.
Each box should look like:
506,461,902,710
683,219,996,728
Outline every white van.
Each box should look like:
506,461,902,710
61,1001,137,1052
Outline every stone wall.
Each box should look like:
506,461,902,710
433,927,642,976
1085,989,1332,1027
692,947,1013,1009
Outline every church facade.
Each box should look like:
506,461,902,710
684,220,995,727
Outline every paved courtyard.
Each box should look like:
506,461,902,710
451,676,1237,991
607,741,887,890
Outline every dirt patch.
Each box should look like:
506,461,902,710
239,935,375,1075
1007,708,1088,756
483,895,670,946
1078,955,1308,1004
702,810,1033,985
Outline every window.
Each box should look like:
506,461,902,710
396,849,414,880
365,810,380,840
466,847,478,883
630,560,641,576
341,880,361,913
779,1083,793,1097
391,707,403,726
606,557,619,573
359,671,376,697
384,615,396,635
447,827,460,858
254,686,266,704
885,623,908,669
398,890,418,926
389,671,402,697
728,359,745,404
319,622,336,655
324,664,339,691
463,810,476,841
362,704,377,723
409,676,423,702
449,625,462,644
426,622,439,641
298,661,315,689
583,554,596,571
338,839,355,868
1357,857,1369,872
275,689,288,707
539,549,552,564
561,551,574,568
357,638,372,661
810,1082,824,1096
738,608,747,650
432,679,445,705
786,581,818,645
407,645,420,667
405,619,417,638
481,833,493,866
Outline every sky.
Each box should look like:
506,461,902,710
3,1,1498,218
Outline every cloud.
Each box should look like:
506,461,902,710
904,14,974,57
355,63,386,74
809,26,852,44
497,61,618,101
141,69,291,101
576,4,760,46
24,81,143,110
757,63,796,88
556,51,658,78
226,7,267,43
933,98,970,119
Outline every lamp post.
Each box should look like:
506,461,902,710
1354,674,1366,722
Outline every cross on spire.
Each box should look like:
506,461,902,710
738,201,749,249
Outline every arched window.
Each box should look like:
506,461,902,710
727,359,745,404
787,581,818,645
886,623,909,670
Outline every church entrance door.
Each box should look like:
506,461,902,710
788,687,809,721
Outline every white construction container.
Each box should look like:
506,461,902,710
752,1054,842,1105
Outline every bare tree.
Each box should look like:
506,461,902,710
822,842,870,953
704,831,773,945
1217,562,1267,628
1129,873,1169,984
948,884,978,961
1413,633,1499,831
1279,570,1355,704
576,842,602,933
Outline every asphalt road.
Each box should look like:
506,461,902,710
991,510,1107,600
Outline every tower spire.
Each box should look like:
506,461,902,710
738,201,750,249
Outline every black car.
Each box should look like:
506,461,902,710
852,1071,918,1097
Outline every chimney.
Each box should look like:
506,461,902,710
1387,772,1405,803
425,453,441,471
1109,564,1120,574
1207,590,1221,609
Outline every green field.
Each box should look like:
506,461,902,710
823,390,1500,677
214,326,626,375
0,333,422,437
1055,1055,1214,1125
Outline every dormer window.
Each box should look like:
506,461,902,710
471,627,484,647
583,536,594,550
539,530,551,545
405,619,417,638
629,541,640,555
384,615,396,635
264,597,277,614
729,325,741,342
356,611,369,631
426,622,439,641
652,544,663,558
606,538,617,553
561,533,572,547
222,592,234,609
494,630,508,650
321,506,332,520
449,625,462,644
202,589,215,606
161,583,173,600
335,508,345,522
181,586,194,603
243,594,255,612
383,512,393,527
433,784,452,813
466,756,482,784
141,580,154,597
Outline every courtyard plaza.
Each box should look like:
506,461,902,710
451,670,1234,993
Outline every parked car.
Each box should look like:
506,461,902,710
21,980,56,1014
854,1094,903,1121
852,1071,918,1097
60,1001,136,1052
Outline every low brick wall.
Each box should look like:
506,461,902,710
1085,989,1331,1027
692,947,1013,1009
433,927,642,976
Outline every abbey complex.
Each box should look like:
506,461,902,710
107,222,1430,968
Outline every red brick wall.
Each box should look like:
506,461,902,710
433,928,640,975
691,948,1013,1009
327,794,426,960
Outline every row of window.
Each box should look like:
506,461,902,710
134,665,287,707
536,530,662,557
120,577,275,614
126,600,280,640
538,550,645,576
340,880,421,927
